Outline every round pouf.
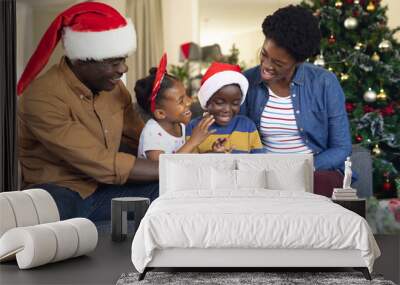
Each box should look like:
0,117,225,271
111,197,150,242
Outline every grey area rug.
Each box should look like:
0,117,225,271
116,271,395,285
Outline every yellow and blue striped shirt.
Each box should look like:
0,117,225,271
186,115,264,153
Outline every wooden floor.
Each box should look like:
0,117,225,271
0,234,398,285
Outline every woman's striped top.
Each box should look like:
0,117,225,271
260,88,312,154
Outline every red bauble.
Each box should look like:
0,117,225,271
355,135,363,143
383,181,392,191
346,102,356,112
353,9,360,17
345,0,354,4
381,104,395,116
363,105,375,113
328,35,336,44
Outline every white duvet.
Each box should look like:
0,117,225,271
131,190,380,273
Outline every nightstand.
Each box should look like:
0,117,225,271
332,198,366,218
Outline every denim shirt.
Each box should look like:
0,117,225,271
240,63,352,171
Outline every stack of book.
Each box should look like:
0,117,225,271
332,188,358,200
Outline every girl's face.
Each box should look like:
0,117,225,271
259,38,298,84
206,84,242,126
158,80,192,125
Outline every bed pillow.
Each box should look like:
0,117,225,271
167,162,211,191
266,166,307,191
237,159,308,191
211,168,237,190
236,169,268,189
211,168,268,190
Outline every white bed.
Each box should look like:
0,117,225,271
131,154,380,280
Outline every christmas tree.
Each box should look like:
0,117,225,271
300,0,400,198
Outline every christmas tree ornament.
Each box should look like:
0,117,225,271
335,0,343,8
366,1,376,11
363,87,377,102
344,17,358,29
345,0,354,3
328,34,336,44
354,42,364,50
372,144,381,155
383,178,392,191
328,67,334,72
354,0,360,4
355,134,363,143
377,88,387,101
371,52,380,62
313,9,321,17
340,73,349,81
313,54,325,67
378,40,393,52
346,102,356,112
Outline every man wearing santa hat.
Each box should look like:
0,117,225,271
17,2,158,221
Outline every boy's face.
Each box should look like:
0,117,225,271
206,84,242,126
158,81,192,124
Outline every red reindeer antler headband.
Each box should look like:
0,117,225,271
150,53,167,112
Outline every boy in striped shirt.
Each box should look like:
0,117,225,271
186,62,263,154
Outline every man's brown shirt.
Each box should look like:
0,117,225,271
18,57,144,198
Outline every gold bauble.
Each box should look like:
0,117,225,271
354,42,364,50
371,52,380,62
366,2,376,12
378,40,393,52
335,0,343,8
377,88,387,101
340,73,349,81
372,144,381,156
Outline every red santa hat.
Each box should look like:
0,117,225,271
17,1,136,95
197,62,248,110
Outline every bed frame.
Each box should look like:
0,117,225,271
140,248,370,280
139,154,371,280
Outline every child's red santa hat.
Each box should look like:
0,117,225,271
197,62,248,110
17,1,136,95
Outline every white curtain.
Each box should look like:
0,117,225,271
126,0,164,100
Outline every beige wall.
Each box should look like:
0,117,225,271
199,0,400,66
383,0,400,40
162,0,200,65
17,0,400,81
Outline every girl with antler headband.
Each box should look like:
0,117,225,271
135,54,216,161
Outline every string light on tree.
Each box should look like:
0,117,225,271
335,0,343,8
372,144,381,156
344,17,358,29
313,54,325,67
340,73,349,81
363,87,377,102
354,42,364,50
